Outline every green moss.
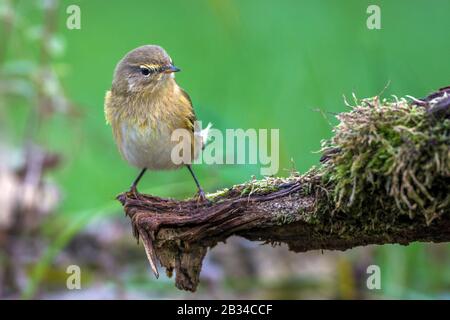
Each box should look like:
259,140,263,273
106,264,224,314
274,212,299,226
206,187,231,201
208,176,300,203
320,96,450,228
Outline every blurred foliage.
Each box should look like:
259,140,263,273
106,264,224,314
1,0,449,299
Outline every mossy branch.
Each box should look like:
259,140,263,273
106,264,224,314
118,87,450,292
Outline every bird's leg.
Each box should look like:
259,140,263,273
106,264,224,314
186,165,208,202
129,168,147,197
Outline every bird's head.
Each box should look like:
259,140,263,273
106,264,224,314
112,45,180,94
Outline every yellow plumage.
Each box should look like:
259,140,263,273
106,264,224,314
104,44,208,204
104,77,198,170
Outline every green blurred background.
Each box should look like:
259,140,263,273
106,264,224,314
0,0,449,299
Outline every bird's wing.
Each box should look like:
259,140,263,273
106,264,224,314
179,87,196,130
180,88,211,149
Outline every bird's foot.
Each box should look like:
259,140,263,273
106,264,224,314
128,185,141,199
194,189,210,204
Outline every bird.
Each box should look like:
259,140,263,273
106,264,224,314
104,45,209,201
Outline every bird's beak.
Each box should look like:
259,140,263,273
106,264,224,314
164,65,181,73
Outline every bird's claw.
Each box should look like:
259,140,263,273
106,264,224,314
128,185,140,199
195,189,210,204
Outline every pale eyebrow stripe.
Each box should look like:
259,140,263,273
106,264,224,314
139,64,160,70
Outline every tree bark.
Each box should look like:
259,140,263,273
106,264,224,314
117,172,450,292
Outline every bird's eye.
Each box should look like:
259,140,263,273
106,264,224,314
140,67,151,76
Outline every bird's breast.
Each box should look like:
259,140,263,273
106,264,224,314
116,119,184,170
106,81,198,170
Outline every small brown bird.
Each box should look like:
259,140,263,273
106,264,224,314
104,45,209,200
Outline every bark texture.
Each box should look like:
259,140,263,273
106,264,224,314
117,173,450,292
